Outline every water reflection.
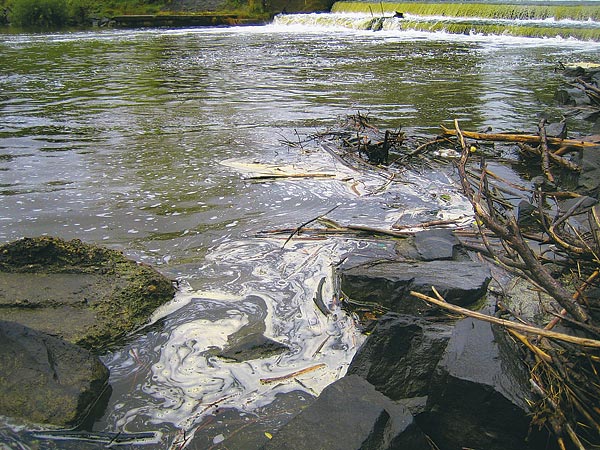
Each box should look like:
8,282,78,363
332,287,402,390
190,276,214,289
1,22,600,449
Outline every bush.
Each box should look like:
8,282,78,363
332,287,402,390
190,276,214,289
9,0,69,27
67,0,96,24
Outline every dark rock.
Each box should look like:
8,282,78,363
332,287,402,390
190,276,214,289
0,236,176,350
217,332,288,361
545,121,567,139
347,313,453,399
517,200,538,228
577,145,600,197
413,229,459,261
0,320,109,427
420,316,542,450
187,391,315,450
213,295,289,361
554,87,591,106
339,260,491,314
261,375,429,450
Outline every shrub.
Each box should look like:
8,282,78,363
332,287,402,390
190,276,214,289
67,0,96,24
9,0,69,27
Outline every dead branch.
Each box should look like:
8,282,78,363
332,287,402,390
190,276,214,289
259,363,326,384
517,142,581,172
538,119,555,183
409,291,600,348
453,119,592,325
282,205,340,248
441,124,599,150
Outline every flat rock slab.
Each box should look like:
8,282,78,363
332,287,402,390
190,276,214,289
413,229,460,261
262,375,429,450
0,272,115,307
0,236,176,350
339,260,491,314
0,320,109,427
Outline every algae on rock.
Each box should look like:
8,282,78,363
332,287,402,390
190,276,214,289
0,236,177,350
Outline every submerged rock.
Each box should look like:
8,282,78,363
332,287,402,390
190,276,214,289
0,320,109,427
0,236,176,350
213,295,289,361
261,375,429,450
339,259,491,314
413,228,461,261
217,331,288,362
577,145,600,197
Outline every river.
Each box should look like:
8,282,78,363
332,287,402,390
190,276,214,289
1,11,599,449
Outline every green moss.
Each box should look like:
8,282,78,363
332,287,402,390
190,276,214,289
400,20,600,41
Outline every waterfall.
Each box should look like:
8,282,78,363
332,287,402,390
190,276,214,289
272,2,600,40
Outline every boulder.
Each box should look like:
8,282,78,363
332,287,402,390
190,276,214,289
338,259,491,314
0,320,109,427
261,375,429,450
347,313,453,400
0,236,176,349
420,316,543,450
413,229,460,261
576,145,600,198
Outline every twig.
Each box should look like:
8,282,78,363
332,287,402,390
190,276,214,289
441,124,599,149
259,363,327,384
538,119,555,183
282,205,340,248
392,218,463,230
410,290,600,348
247,173,335,180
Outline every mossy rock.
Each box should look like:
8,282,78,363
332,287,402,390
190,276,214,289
0,236,177,350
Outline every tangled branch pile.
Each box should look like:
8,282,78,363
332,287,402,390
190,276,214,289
277,70,600,446
443,118,600,450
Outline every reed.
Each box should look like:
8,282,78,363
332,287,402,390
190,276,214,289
332,2,600,21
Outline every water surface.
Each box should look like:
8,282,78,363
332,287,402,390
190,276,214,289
1,19,599,449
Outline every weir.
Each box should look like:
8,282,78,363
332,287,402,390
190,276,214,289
272,2,600,40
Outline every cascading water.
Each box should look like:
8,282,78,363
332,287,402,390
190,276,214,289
273,1,600,40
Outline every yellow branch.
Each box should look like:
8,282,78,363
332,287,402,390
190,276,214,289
440,125,599,149
259,363,327,384
410,290,600,348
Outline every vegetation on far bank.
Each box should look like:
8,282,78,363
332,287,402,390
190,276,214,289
0,0,269,28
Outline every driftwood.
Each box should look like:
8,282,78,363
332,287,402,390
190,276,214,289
440,124,599,150
282,205,340,248
448,117,600,449
259,363,326,384
454,119,592,325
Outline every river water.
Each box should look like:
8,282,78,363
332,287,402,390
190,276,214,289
1,12,599,449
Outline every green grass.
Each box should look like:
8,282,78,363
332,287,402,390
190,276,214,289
332,2,600,21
